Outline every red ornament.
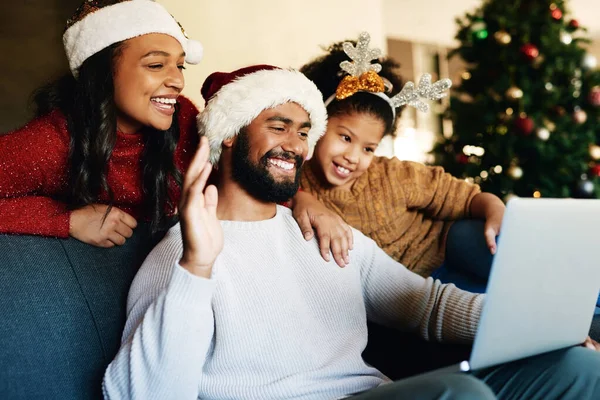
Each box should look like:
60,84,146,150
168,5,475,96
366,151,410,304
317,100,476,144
591,165,600,177
520,43,539,61
588,86,600,107
569,19,579,29
456,154,469,164
514,115,535,135
551,8,563,20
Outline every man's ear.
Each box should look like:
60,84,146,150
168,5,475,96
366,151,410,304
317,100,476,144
222,136,235,149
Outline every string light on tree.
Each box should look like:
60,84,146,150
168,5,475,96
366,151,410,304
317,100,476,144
533,190,542,198
560,31,572,45
508,165,523,180
573,108,588,124
582,54,598,70
494,30,511,45
589,144,600,160
536,127,551,141
471,19,488,40
505,86,523,100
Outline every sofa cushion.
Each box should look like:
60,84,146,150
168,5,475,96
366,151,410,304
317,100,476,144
0,223,165,399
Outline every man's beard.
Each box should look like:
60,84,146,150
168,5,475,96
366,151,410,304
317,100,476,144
231,130,304,203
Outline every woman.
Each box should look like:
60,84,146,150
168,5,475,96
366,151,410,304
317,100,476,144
0,0,351,265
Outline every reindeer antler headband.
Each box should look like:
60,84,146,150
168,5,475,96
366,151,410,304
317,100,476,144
324,32,452,118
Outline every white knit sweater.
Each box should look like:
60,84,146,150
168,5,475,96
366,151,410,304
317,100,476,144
103,206,483,400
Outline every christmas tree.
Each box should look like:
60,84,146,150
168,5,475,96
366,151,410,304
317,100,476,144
431,0,600,200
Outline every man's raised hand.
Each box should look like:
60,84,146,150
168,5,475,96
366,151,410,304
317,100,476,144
178,136,223,278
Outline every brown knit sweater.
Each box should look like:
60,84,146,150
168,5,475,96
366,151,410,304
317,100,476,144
301,157,481,277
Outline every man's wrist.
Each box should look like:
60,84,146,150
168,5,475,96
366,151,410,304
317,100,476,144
179,257,214,278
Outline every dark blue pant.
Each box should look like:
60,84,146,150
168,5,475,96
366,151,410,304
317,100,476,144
432,220,600,310
351,346,600,400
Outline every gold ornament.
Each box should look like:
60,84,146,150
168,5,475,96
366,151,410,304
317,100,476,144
505,86,523,100
336,70,385,100
496,125,508,135
494,30,511,45
543,119,556,132
590,144,600,160
532,54,545,69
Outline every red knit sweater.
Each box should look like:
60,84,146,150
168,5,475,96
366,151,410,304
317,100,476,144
0,96,199,238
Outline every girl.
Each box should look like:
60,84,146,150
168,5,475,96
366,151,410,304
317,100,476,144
300,33,506,290
0,0,351,266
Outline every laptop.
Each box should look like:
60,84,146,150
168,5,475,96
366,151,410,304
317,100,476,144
431,197,600,374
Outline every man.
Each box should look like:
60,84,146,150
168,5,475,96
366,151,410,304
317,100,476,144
104,65,600,400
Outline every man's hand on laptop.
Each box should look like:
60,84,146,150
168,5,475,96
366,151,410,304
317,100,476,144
291,190,354,268
179,136,224,278
584,336,600,351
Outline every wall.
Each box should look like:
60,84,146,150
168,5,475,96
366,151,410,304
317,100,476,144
0,0,81,132
158,0,386,107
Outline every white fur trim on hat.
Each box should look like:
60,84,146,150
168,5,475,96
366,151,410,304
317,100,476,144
198,69,328,164
63,0,203,76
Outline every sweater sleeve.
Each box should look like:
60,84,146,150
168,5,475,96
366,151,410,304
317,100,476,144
103,225,216,400
357,230,483,343
0,113,71,237
0,197,71,237
397,160,481,220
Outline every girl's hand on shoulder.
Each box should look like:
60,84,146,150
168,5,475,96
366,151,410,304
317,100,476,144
69,204,137,248
291,191,353,268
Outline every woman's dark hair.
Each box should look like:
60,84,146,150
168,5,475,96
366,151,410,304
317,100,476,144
32,43,182,232
300,41,404,136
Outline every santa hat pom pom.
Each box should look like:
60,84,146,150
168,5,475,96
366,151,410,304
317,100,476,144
185,39,203,64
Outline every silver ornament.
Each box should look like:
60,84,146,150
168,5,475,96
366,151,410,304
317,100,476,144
560,31,572,45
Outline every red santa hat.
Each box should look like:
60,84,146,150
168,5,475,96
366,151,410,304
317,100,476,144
198,65,328,164
63,0,203,76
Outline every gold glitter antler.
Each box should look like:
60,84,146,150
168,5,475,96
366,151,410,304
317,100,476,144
340,32,382,77
388,73,452,113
